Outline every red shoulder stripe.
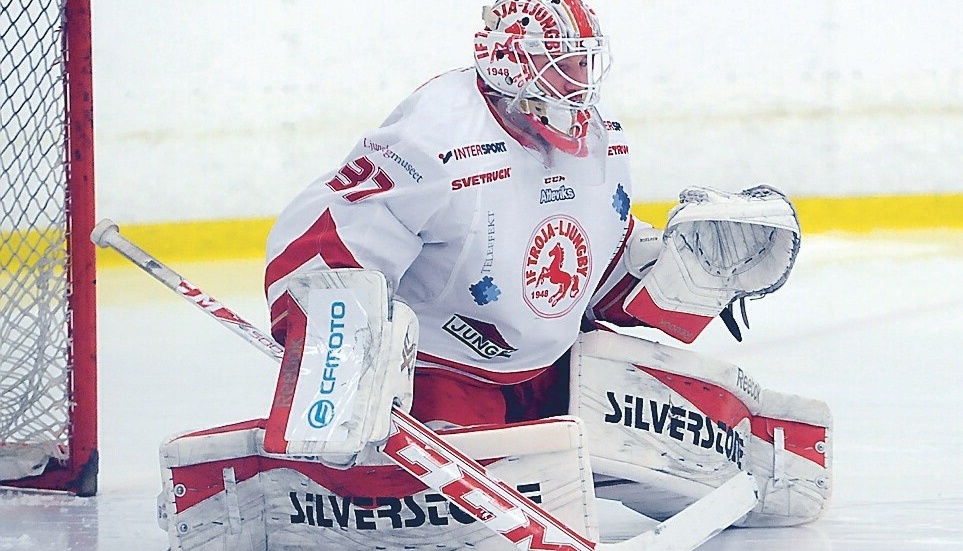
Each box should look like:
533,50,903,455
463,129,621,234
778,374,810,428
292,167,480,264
264,208,361,295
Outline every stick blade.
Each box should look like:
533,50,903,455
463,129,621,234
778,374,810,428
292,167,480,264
601,471,758,551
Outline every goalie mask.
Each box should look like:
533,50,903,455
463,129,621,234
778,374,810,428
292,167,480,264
474,0,612,159
474,0,611,109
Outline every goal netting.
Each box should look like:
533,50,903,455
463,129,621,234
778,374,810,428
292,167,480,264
1,0,97,495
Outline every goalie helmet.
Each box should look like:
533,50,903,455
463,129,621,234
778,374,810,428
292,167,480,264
474,0,611,110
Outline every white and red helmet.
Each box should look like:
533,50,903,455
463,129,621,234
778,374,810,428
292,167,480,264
474,0,611,110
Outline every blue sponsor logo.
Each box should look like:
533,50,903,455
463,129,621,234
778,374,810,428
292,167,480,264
612,183,630,221
539,185,576,204
308,399,336,428
308,301,348,429
470,275,501,305
320,301,346,394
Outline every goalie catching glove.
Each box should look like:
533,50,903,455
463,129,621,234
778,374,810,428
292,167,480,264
263,269,418,468
624,185,801,343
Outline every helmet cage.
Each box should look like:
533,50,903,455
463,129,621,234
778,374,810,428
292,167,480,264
521,35,610,109
476,30,611,110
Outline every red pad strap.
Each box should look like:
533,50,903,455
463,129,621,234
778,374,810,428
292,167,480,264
263,297,308,454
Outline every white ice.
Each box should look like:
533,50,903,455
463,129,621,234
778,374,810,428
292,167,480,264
1,231,962,550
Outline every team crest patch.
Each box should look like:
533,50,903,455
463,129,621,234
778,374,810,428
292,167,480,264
524,215,591,319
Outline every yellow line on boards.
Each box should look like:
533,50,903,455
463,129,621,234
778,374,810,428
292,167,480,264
102,193,961,265
792,194,963,233
93,218,277,266
3,194,960,269
631,193,963,234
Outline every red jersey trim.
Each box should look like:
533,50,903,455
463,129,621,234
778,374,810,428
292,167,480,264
264,208,361,295
416,352,549,386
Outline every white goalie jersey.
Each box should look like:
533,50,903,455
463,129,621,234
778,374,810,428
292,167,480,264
159,70,827,551
265,68,642,386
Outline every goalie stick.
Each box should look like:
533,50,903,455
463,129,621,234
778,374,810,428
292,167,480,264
91,218,758,551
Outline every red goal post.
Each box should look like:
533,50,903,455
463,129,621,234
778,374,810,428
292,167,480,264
0,0,97,496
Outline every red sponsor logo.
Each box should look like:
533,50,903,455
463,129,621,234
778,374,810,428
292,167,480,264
451,167,512,191
607,144,629,156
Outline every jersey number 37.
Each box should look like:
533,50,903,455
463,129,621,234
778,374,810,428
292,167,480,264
326,156,395,203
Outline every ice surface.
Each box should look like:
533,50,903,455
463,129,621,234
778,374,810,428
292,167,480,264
1,232,962,550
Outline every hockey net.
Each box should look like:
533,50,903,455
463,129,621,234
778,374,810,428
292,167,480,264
0,0,97,495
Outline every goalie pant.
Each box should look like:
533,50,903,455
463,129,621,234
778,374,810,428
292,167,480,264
157,417,599,551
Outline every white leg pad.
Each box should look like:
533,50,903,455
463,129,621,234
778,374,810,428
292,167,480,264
157,416,598,551
570,330,832,527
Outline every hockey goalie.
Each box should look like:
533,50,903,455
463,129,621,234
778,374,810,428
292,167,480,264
155,1,831,549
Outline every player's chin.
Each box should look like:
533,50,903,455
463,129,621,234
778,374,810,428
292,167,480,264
564,90,588,105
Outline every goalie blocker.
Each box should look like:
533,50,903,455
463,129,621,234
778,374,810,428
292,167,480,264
571,330,832,527
263,270,418,467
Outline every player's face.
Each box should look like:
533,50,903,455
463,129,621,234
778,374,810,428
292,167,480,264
532,53,589,104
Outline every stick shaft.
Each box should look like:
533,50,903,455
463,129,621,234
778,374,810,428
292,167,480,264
92,219,284,362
